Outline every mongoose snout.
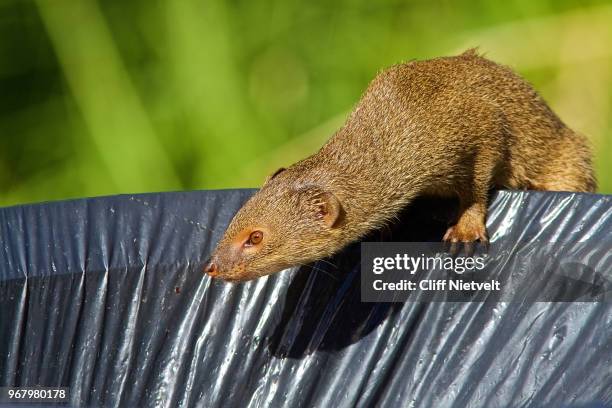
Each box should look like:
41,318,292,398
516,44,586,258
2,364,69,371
206,49,596,282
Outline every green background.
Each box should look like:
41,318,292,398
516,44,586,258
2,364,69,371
1,0,611,207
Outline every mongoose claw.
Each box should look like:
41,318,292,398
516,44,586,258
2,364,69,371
464,241,475,257
442,224,489,256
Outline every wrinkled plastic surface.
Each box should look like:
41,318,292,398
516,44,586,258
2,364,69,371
0,190,611,407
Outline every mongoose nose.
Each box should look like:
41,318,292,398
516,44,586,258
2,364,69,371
204,258,218,277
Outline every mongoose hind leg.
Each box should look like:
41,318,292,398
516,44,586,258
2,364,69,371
529,170,596,193
528,130,597,193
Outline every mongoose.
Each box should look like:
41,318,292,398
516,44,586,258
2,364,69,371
205,50,596,282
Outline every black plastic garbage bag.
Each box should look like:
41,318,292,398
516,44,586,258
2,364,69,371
0,190,610,407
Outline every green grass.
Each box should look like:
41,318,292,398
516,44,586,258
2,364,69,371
0,0,610,207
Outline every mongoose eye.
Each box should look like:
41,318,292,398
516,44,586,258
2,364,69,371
246,230,264,246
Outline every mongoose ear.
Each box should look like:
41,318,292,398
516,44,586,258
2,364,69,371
313,192,342,228
264,167,286,185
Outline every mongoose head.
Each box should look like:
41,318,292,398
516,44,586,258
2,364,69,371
204,167,344,282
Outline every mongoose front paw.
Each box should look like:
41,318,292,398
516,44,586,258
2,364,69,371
443,223,488,256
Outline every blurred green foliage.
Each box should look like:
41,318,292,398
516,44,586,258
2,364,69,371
1,0,611,206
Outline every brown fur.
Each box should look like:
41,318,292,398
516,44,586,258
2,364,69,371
205,50,596,281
